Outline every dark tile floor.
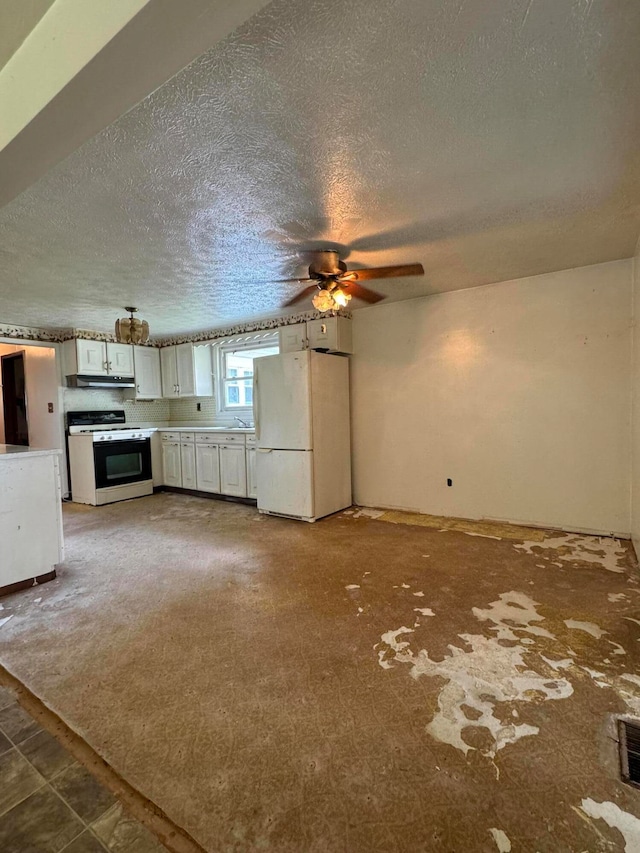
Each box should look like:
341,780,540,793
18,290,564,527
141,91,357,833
0,685,167,853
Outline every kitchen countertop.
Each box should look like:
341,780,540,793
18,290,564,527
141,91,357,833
157,426,255,433
0,444,62,459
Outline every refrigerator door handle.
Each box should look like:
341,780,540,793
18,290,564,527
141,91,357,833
257,448,272,453
254,368,261,442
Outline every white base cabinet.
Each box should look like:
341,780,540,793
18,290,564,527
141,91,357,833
161,430,253,498
196,443,221,493
219,444,247,497
246,446,257,499
181,442,197,490
161,441,182,487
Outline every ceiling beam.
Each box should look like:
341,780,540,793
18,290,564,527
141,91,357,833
0,0,272,208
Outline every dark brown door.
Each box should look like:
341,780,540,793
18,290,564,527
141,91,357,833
2,352,29,446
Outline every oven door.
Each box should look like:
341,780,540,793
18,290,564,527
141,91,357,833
93,438,152,490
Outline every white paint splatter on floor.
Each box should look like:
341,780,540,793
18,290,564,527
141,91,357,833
464,531,502,540
345,584,360,590
514,533,627,574
489,827,511,851
473,591,555,642
375,592,572,758
414,608,435,617
564,619,607,639
609,592,629,603
413,591,425,597
0,615,13,628
349,507,385,519
580,799,640,852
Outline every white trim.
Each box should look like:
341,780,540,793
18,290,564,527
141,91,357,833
213,332,278,422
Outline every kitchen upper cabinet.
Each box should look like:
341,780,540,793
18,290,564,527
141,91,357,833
160,344,213,398
107,343,134,377
161,442,181,487
306,317,352,354
196,443,220,493
219,444,247,497
278,323,307,353
160,347,179,398
180,442,197,490
63,339,135,377
131,346,162,399
176,343,196,397
246,446,257,499
77,339,107,374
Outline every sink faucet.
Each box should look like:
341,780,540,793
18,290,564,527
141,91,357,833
233,416,251,428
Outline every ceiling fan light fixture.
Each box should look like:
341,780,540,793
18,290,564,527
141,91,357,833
115,307,149,345
312,289,336,312
331,287,351,308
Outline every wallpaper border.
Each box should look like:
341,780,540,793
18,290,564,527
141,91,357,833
0,309,351,348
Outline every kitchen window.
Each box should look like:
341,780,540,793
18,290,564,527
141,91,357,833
215,334,278,419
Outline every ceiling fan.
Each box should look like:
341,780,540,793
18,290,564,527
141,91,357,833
281,249,424,311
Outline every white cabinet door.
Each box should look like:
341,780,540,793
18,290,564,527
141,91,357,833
76,339,107,375
180,442,197,489
278,322,307,353
219,445,247,497
161,347,179,398
176,343,196,397
246,446,257,499
162,442,182,486
196,444,220,493
106,343,134,376
133,346,162,398
306,317,353,353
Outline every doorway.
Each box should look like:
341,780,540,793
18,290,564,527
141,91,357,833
1,352,29,445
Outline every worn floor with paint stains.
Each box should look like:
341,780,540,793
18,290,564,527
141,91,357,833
1,494,640,852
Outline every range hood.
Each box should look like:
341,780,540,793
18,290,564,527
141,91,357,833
67,374,136,389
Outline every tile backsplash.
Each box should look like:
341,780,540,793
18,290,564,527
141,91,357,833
169,397,216,422
62,387,215,425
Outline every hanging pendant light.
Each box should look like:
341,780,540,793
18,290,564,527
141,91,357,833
115,307,149,345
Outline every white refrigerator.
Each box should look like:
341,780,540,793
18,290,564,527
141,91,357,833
254,350,351,521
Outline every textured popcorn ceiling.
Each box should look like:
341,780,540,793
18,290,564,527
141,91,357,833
1,0,640,335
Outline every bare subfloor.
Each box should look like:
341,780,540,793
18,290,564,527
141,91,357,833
1,493,640,852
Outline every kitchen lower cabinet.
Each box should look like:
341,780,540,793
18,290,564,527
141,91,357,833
161,442,181,487
180,442,197,490
196,444,220,493
246,446,257,499
219,444,247,497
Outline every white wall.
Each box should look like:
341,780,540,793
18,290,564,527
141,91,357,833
631,243,640,553
351,259,633,537
0,343,62,451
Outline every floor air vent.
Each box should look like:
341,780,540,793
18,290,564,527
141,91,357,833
619,720,640,788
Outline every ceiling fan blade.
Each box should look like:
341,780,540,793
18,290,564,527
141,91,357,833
339,263,424,282
274,277,313,284
343,282,385,304
282,284,318,307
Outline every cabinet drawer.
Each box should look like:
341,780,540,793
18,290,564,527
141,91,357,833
161,432,181,441
177,432,195,442
214,432,244,443
245,435,256,447
195,433,219,444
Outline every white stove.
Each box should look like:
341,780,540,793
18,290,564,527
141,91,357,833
71,426,154,443
67,411,154,505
